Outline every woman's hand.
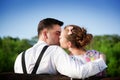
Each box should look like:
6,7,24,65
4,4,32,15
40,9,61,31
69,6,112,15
100,53,106,62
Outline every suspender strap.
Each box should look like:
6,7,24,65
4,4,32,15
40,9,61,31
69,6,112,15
31,45,49,74
22,51,27,74
22,45,49,74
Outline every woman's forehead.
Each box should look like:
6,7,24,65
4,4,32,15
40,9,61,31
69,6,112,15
61,30,67,36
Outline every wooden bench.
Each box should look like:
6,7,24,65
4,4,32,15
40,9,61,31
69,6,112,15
0,72,120,80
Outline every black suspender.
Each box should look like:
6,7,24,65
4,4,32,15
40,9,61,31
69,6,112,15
31,45,49,74
22,51,27,74
21,45,49,74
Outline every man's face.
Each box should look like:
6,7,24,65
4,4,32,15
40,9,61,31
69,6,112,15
47,24,61,45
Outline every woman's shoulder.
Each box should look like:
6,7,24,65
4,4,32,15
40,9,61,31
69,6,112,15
84,50,100,62
86,50,100,54
86,50,100,56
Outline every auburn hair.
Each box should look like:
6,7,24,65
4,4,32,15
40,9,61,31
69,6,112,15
64,25,93,48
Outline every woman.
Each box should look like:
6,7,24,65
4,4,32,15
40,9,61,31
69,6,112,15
60,25,106,77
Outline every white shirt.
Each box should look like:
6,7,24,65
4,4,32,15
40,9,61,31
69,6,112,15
14,40,107,79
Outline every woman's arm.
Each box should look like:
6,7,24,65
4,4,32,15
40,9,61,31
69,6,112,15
53,46,107,79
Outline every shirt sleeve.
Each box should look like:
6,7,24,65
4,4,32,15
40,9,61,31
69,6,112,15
53,46,107,79
14,53,23,73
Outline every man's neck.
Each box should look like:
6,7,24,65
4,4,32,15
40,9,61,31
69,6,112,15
39,36,46,42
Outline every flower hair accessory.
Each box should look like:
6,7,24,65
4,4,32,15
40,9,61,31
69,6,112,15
68,27,73,35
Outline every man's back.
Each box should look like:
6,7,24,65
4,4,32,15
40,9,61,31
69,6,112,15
14,41,58,74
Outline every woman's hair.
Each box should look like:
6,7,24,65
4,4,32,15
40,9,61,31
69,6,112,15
64,25,93,48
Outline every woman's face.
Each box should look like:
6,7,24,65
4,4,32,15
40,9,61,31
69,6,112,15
59,30,69,49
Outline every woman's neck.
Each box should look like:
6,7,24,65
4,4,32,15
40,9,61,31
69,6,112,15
68,47,86,55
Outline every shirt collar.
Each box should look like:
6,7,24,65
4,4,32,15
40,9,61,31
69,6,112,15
37,40,48,45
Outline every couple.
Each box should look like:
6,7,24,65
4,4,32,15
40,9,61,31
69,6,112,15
14,18,107,79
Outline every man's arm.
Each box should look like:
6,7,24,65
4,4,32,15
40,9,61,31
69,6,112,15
14,53,23,73
53,46,107,79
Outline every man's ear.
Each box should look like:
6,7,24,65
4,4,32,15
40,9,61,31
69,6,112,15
43,29,48,39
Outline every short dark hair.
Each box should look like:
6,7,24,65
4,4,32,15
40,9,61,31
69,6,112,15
38,18,63,36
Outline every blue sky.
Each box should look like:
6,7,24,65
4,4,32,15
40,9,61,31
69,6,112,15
0,0,120,39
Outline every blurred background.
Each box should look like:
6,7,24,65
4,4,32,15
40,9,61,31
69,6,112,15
0,0,120,77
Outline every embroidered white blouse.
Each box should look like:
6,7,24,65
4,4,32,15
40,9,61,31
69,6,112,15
14,40,107,79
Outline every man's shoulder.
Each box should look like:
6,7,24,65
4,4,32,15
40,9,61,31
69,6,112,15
15,47,33,59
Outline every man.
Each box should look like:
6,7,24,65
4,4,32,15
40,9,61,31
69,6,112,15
14,18,107,79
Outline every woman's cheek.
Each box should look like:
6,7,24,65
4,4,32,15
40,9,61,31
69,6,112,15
60,39,65,48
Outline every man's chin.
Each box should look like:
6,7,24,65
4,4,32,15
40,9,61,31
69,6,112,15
49,43,60,46
56,43,60,46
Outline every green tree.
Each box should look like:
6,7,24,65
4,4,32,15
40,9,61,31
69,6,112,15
0,36,31,72
87,35,120,77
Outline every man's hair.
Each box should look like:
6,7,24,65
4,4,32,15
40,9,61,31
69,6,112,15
38,18,63,36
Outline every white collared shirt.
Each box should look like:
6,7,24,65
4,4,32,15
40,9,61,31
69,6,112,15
14,40,107,79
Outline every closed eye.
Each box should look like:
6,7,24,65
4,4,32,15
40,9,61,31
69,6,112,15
56,31,61,36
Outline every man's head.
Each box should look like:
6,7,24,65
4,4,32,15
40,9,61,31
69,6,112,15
38,18,63,45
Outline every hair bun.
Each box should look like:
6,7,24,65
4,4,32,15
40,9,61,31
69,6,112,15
79,34,93,47
64,25,93,48
81,28,87,35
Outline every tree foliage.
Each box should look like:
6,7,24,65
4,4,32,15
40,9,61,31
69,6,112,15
0,36,31,72
86,35,120,77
